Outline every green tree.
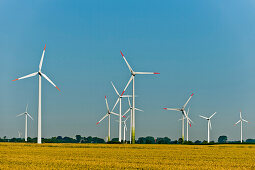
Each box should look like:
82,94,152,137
76,135,82,143
218,136,227,143
178,138,183,144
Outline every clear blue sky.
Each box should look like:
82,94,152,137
0,0,255,142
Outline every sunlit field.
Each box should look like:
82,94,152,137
0,143,255,169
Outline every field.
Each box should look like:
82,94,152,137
0,143,255,169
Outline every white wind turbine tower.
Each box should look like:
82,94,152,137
122,97,143,143
234,111,249,143
120,51,159,144
16,104,33,142
199,112,217,143
110,81,132,142
13,45,60,144
164,93,194,141
97,96,119,142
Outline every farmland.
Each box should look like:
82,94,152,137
0,143,255,169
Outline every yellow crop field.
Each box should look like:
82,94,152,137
0,143,255,169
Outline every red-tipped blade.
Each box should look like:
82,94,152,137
121,91,125,96
163,108,167,110
123,116,126,118
96,122,99,125
154,72,160,74
56,86,60,91
12,79,19,81
120,51,124,57
191,93,194,96
105,96,106,99
189,123,191,127
44,44,46,50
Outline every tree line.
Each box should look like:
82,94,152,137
1,135,255,144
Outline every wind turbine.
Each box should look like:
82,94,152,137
120,51,159,144
163,93,194,141
110,81,132,142
123,116,129,143
122,97,143,143
12,45,60,144
234,111,249,143
96,96,119,142
199,112,217,143
16,104,33,142
18,130,22,138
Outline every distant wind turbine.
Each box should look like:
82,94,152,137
16,104,33,142
13,45,60,144
18,130,22,138
164,93,194,141
234,111,249,143
199,112,217,143
123,116,129,143
97,96,119,142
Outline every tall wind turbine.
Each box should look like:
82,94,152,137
97,96,119,142
163,93,194,141
120,51,159,144
16,104,33,142
122,97,143,143
12,45,60,144
234,111,249,143
110,81,132,142
199,112,217,143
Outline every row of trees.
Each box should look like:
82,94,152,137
1,135,255,144
0,135,105,143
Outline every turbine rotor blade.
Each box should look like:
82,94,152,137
135,108,143,112
120,51,133,73
97,114,108,125
111,98,120,112
127,97,131,107
39,44,46,71
111,81,120,96
27,113,33,120
12,72,38,81
183,93,194,109
110,112,119,116
209,112,217,119
121,95,133,98
104,96,110,112
40,72,60,91
242,119,249,123
187,106,191,116
16,113,25,117
234,120,241,125
121,76,133,96
199,115,209,120
135,72,160,75
163,108,181,111
25,104,28,113
122,108,131,117
209,120,212,130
